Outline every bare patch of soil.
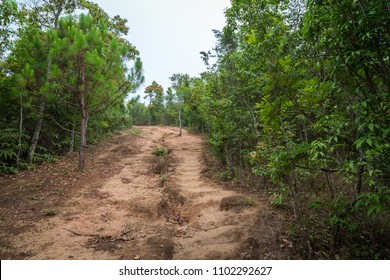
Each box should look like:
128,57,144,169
0,126,290,260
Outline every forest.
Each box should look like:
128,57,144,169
0,0,389,259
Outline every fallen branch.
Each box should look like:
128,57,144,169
63,228,100,237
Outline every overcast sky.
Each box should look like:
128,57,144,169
91,0,230,101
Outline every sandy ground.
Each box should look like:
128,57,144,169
0,126,291,260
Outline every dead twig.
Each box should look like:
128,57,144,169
63,228,100,237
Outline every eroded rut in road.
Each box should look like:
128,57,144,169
0,126,288,260
163,128,260,259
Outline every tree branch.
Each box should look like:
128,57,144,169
88,79,134,116
46,113,80,135
293,164,341,173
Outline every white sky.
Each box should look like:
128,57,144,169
91,0,230,101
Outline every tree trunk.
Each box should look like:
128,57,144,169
27,91,47,164
17,93,23,166
148,96,152,126
179,108,182,136
79,95,87,171
26,2,64,164
78,60,87,171
68,123,75,154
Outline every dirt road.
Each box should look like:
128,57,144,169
0,126,289,260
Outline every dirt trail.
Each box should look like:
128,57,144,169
164,129,260,259
0,126,288,260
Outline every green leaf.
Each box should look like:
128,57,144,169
367,204,381,217
355,138,365,149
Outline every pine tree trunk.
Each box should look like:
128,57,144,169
26,3,64,164
79,96,87,171
148,96,152,126
17,93,23,166
26,2,65,164
179,108,182,136
27,91,47,164
78,63,87,171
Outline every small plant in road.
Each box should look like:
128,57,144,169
154,146,169,158
129,128,142,136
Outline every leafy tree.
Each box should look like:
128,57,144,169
129,97,149,126
169,74,191,136
0,0,19,58
144,81,164,125
163,87,177,125
170,0,389,258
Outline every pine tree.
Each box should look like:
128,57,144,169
54,14,143,170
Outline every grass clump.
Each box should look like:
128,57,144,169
43,208,57,216
154,146,169,158
129,128,142,136
161,175,168,183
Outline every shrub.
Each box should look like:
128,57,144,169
154,146,169,158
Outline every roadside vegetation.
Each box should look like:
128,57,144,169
1,0,388,259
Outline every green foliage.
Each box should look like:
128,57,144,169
241,197,253,206
0,128,30,173
218,170,232,181
355,186,390,218
128,96,150,125
33,146,56,163
161,175,167,183
57,187,65,195
43,208,56,216
129,128,142,136
144,81,164,125
269,184,289,208
307,197,324,210
269,192,284,208
0,0,18,57
0,2,143,172
153,146,169,158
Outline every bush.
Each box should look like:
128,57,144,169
154,146,169,158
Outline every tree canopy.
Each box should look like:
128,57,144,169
0,0,144,171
